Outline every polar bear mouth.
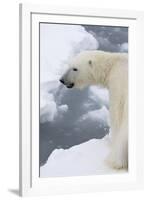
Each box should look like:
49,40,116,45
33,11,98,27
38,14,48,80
66,83,74,88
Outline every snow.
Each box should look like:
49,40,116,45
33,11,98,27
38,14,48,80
40,82,59,123
40,24,98,123
40,135,126,177
120,43,128,52
89,86,109,107
79,106,110,126
40,24,98,83
40,100,57,123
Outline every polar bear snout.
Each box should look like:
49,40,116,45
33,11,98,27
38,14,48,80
59,78,65,84
59,78,74,88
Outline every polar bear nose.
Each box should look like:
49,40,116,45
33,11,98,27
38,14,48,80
60,79,65,84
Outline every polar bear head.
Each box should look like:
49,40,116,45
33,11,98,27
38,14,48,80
60,51,99,89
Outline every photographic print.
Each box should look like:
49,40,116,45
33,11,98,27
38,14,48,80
39,23,128,178
20,5,144,196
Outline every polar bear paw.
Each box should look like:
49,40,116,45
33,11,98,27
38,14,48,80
105,151,128,170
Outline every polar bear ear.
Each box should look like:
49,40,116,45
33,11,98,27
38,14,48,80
88,60,92,67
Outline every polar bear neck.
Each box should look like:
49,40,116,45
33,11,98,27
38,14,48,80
91,51,128,88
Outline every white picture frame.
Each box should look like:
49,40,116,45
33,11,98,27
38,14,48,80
19,3,144,197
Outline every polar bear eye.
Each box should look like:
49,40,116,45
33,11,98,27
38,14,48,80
73,68,78,71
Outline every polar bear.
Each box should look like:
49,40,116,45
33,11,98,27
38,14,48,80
60,50,128,169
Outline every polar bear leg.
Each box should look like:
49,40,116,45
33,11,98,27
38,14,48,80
106,129,128,169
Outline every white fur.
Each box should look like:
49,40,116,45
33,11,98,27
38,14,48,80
61,50,128,169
